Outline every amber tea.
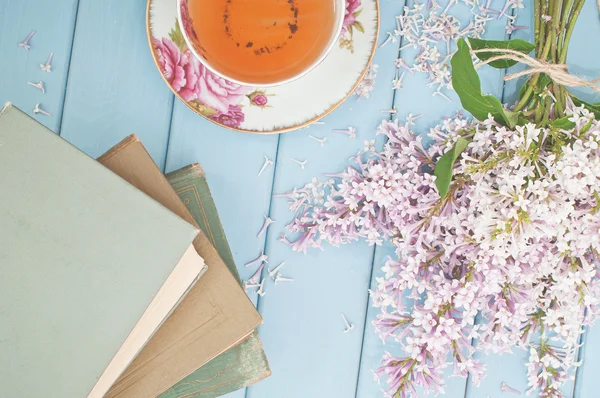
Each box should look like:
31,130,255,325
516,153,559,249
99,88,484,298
184,0,341,85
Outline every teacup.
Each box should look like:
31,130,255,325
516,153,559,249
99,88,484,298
177,0,345,87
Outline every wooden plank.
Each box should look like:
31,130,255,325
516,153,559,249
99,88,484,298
164,103,279,398
165,101,277,397
463,3,540,397
561,0,600,105
164,101,279,398
244,1,403,396
575,324,600,398
356,243,471,397
468,0,600,396
459,3,580,397
567,0,600,396
354,0,520,396
164,103,279,308
0,0,79,132
58,0,174,165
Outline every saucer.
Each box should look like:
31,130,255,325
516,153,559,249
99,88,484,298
146,0,379,134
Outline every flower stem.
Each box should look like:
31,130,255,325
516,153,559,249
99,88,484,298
553,84,565,118
535,97,544,123
541,95,552,125
534,0,542,57
558,0,585,63
516,0,584,121
558,0,574,56
536,0,548,56
551,0,563,62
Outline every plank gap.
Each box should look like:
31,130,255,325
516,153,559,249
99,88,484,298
352,244,379,398
57,0,82,136
161,95,177,173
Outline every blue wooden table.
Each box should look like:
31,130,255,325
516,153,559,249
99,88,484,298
2,0,600,397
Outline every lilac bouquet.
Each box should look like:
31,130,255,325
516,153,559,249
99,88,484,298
279,0,600,396
282,109,600,397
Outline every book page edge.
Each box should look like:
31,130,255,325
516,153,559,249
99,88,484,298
87,244,204,398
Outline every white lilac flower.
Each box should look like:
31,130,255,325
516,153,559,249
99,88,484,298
279,107,600,398
258,155,273,176
27,81,45,94
391,0,510,96
332,126,357,138
354,64,378,99
392,70,406,90
18,30,35,51
40,52,53,72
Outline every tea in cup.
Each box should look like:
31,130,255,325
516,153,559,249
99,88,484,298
178,0,345,86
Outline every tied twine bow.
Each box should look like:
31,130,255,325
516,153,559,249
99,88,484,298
473,48,600,93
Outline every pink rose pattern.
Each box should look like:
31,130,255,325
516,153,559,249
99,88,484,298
153,34,252,128
196,66,251,115
212,105,245,127
252,94,268,107
342,0,362,34
153,37,189,96
248,91,269,107
339,0,364,52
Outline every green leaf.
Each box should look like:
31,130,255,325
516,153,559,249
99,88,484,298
169,19,188,52
353,21,365,33
451,38,518,128
572,96,600,119
353,8,363,17
347,23,354,36
551,117,576,129
468,38,535,69
434,137,470,199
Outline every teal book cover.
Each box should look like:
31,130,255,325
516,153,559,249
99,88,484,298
164,164,271,398
0,104,203,398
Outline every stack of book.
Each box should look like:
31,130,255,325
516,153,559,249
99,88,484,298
0,103,270,398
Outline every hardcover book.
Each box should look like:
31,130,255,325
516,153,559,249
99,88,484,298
0,104,205,398
98,135,266,398
164,163,271,398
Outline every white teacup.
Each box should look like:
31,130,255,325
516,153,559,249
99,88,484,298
177,0,345,87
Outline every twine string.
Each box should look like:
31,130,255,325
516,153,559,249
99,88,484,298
472,48,600,93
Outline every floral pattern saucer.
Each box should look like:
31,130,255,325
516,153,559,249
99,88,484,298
146,0,379,134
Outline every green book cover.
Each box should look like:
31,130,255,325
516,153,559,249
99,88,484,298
163,164,270,398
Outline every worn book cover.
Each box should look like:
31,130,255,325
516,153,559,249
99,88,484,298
164,163,271,398
98,135,265,398
0,104,204,398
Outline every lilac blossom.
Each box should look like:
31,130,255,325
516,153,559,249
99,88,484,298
392,0,511,96
278,107,600,397
354,64,378,99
